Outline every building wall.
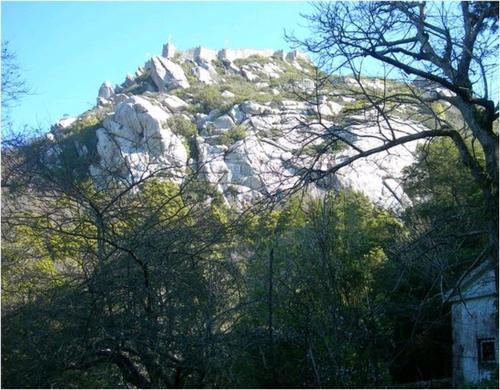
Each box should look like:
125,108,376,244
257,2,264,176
173,45,307,63
217,48,277,61
452,295,498,386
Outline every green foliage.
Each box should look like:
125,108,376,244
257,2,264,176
172,56,327,112
296,57,317,73
2,174,238,388
380,136,489,383
184,77,275,112
342,99,369,112
222,76,260,101
219,125,246,146
67,114,101,135
42,114,103,183
4,62,488,387
231,190,401,388
123,70,156,95
166,116,199,161
400,136,488,281
188,84,231,114
211,58,227,75
403,137,484,214
166,115,197,139
52,365,126,388
177,59,198,84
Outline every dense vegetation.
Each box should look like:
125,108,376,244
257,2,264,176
1,130,491,388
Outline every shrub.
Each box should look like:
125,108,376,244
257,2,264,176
47,114,103,182
177,60,198,85
221,76,278,105
67,114,101,135
166,116,199,160
166,116,197,138
184,85,231,114
123,70,157,95
212,59,227,75
297,140,347,157
219,125,246,146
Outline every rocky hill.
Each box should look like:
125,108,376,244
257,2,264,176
48,43,426,209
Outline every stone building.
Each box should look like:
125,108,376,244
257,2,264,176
446,258,498,386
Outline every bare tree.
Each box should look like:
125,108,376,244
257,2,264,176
1,127,248,387
1,41,29,108
285,1,498,267
1,41,30,128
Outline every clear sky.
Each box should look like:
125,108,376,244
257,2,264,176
1,1,312,131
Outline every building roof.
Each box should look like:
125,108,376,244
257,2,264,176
445,258,497,303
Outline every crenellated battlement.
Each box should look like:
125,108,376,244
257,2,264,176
162,42,309,63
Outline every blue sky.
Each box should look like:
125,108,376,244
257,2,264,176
2,1,312,131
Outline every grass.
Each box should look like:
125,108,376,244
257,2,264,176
234,54,270,67
171,55,327,111
177,59,198,85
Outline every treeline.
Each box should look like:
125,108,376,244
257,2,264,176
1,136,488,388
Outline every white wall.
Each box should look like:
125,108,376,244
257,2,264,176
452,294,498,385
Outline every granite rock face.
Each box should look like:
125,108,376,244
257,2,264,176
53,43,427,209
192,66,214,84
90,95,187,183
146,56,190,91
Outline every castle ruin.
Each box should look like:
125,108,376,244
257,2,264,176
161,42,309,63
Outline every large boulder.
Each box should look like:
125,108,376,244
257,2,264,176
162,95,189,112
240,101,271,115
228,105,246,124
262,62,282,79
241,68,258,82
192,66,213,84
54,116,77,130
213,115,235,131
146,56,190,91
94,96,187,181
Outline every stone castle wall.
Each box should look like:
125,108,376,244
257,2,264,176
163,43,308,63
217,48,276,61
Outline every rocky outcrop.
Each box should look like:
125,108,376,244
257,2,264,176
54,41,424,209
91,95,187,183
53,116,77,130
162,95,189,112
146,56,190,91
192,66,214,84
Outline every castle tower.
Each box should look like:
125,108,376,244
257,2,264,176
162,42,176,59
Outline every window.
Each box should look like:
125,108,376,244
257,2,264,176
478,338,496,364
